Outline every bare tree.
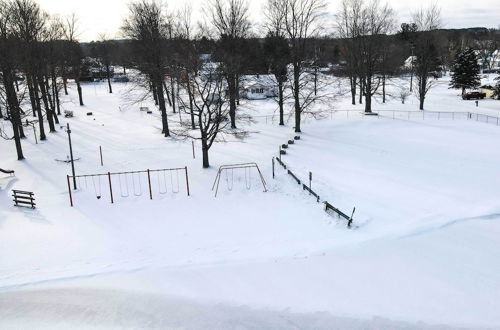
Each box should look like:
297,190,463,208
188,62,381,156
175,66,232,168
282,0,326,132
208,0,251,129
122,0,171,137
264,0,291,126
0,0,24,159
337,0,362,105
338,0,394,113
412,4,441,110
95,33,115,94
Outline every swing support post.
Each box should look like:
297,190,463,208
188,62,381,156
108,172,114,204
67,175,74,207
147,169,153,200
185,167,190,196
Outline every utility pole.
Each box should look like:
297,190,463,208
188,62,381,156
67,123,77,190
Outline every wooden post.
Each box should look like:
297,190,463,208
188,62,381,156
185,167,190,196
147,169,153,200
272,158,275,179
309,172,312,193
67,175,73,207
192,140,195,159
348,207,356,228
108,172,114,204
99,146,103,166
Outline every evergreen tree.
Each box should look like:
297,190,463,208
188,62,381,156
450,47,481,95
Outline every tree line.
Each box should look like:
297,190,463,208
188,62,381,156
1,0,499,166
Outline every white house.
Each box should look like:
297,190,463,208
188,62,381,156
240,75,277,100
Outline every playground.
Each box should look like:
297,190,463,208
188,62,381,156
1,80,500,329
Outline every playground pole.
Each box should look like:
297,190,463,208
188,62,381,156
67,123,77,190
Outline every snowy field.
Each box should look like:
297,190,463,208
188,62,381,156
1,74,500,329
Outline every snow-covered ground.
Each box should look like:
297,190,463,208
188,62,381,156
1,74,500,329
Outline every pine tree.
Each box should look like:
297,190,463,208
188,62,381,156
450,48,481,95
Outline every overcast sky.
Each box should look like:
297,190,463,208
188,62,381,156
37,0,500,42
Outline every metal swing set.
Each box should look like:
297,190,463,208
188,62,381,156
212,163,267,197
67,167,190,207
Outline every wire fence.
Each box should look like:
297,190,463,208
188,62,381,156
254,109,500,127
275,153,355,228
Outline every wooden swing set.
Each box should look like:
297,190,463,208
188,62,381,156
67,167,190,207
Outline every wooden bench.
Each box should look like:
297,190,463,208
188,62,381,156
12,190,36,209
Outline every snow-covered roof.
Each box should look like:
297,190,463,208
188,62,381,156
240,74,277,89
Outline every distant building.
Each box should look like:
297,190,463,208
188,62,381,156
240,75,277,100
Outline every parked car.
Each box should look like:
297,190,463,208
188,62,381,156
462,92,486,100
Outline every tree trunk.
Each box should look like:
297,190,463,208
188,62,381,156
106,65,113,94
157,79,170,137
364,78,372,113
350,76,356,105
52,72,61,115
32,78,46,141
27,75,37,117
419,79,426,110
170,76,176,113
293,63,301,133
186,74,195,129
38,76,56,132
2,70,24,160
382,75,386,103
359,78,363,104
77,79,84,106
163,81,172,107
62,66,68,95
228,74,237,129
45,76,59,125
236,74,240,106
151,82,158,106
278,80,284,126
202,139,209,168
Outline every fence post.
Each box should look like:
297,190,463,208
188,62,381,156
108,172,114,204
309,171,312,193
348,207,356,228
185,166,190,196
147,169,153,200
192,140,195,159
272,158,275,179
67,175,73,207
